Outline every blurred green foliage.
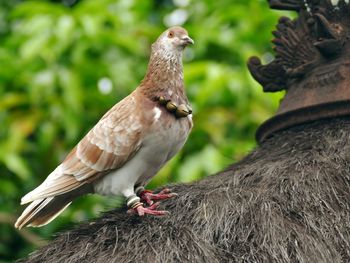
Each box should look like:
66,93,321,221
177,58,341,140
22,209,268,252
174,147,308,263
0,0,285,261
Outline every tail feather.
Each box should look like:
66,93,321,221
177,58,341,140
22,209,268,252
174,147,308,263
21,172,81,205
28,201,71,228
15,196,71,229
16,184,93,229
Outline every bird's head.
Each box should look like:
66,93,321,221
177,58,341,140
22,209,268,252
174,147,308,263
152,26,194,59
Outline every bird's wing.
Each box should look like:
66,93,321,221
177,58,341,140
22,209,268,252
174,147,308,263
21,94,144,204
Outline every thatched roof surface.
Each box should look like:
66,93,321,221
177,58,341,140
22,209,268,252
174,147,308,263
20,118,350,262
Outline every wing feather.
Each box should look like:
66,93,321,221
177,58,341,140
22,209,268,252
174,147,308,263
21,94,144,203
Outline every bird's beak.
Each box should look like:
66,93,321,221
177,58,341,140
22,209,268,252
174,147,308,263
181,36,194,46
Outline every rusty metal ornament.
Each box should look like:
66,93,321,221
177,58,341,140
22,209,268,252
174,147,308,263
155,96,192,118
187,104,193,114
166,101,178,112
175,104,192,117
248,0,350,143
158,96,170,105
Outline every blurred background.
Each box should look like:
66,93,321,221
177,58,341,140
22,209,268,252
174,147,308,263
0,0,285,261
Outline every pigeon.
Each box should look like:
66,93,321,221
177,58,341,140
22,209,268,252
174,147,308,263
15,26,194,229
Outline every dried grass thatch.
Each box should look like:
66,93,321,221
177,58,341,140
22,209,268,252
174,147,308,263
19,118,350,262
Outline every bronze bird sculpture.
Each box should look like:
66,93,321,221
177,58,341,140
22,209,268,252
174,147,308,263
15,26,194,229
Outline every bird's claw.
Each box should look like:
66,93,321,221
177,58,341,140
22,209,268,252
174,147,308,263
139,188,178,206
127,202,170,216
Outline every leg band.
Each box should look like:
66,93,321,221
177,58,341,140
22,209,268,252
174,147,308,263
126,195,141,208
135,186,145,196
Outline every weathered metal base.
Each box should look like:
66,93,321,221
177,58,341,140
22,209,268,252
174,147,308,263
257,100,350,143
255,59,350,143
249,1,350,143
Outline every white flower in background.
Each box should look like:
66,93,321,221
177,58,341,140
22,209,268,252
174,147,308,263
331,0,339,5
173,0,190,7
164,9,188,27
98,77,113,94
330,0,349,5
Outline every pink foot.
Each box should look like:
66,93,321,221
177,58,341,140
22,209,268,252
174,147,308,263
139,188,178,205
127,202,169,216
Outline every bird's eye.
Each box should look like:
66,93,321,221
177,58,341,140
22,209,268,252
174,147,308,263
168,31,174,38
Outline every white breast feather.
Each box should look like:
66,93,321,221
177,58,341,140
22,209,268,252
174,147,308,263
153,107,162,121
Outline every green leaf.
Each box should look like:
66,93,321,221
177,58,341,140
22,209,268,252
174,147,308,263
3,154,31,180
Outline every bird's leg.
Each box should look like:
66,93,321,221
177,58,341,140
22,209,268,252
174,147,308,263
126,194,169,216
135,186,178,206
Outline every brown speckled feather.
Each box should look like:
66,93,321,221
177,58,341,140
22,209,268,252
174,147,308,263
21,93,144,204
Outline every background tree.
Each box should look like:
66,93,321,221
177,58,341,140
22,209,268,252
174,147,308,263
0,0,284,261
